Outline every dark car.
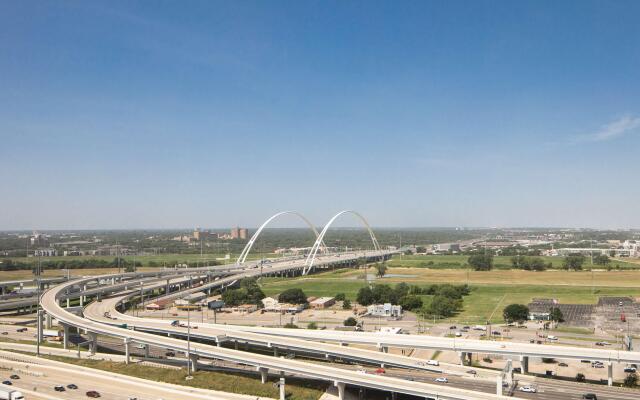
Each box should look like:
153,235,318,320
492,331,501,336
2,381,11,386
86,391,101,398
165,351,176,357
67,384,78,389
16,328,27,333
1,332,8,335
449,326,457,329
624,367,637,373
559,363,568,367
54,385,66,392
9,375,19,380
581,394,597,400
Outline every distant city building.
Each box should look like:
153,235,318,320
231,227,248,240
431,243,461,253
193,227,218,241
33,248,57,257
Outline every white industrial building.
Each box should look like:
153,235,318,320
367,303,402,318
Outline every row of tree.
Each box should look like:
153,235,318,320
356,283,423,311
0,257,142,272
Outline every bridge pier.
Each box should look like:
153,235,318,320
36,309,43,344
62,323,70,349
458,351,466,366
607,361,613,386
335,382,346,400
279,377,285,400
273,347,279,357
189,354,198,372
45,313,52,329
124,338,131,364
88,332,97,355
144,344,150,358
520,355,529,374
496,374,503,396
258,367,268,384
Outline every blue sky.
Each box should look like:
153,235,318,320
1,1,639,230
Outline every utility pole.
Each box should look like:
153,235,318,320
36,254,41,357
186,306,192,379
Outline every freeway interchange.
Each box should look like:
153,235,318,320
8,250,638,400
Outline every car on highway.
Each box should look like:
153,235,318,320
434,377,448,383
449,325,456,329
54,385,65,392
581,394,597,400
547,335,558,341
466,370,477,375
165,351,175,357
426,360,439,366
374,368,385,374
1,332,7,335
15,328,26,333
595,341,610,346
558,362,568,367
519,386,537,393
492,331,501,336
624,367,637,373
1,381,11,386
455,331,462,337
67,384,78,389
8,376,18,380
86,391,101,398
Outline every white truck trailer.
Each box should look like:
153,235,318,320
0,384,25,400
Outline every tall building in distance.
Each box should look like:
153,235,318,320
231,227,248,240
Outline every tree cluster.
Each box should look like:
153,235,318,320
356,283,423,311
562,253,586,270
278,288,308,304
503,304,530,323
221,278,265,307
467,254,493,271
510,256,550,271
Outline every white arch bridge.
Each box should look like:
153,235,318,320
236,210,382,275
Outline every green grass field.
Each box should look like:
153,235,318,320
387,254,637,269
42,355,325,400
260,266,640,324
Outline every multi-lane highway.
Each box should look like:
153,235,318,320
41,251,521,400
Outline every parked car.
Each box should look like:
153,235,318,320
67,384,78,389
54,385,66,392
86,391,101,398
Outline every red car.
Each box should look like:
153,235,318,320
375,368,386,374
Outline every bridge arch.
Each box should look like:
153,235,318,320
236,211,325,265
304,210,380,274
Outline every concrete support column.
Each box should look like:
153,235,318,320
336,382,346,400
88,332,97,355
124,338,131,364
189,354,198,372
467,352,473,365
45,313,52,329
234,340,239,350
144,344,150,358
458,352,466,366
66,298,70,307
36,310,43,344
391,392,397,400
496,375,503,396
62,324,70,349
279,378,285,400
273,347,279,357
520,355,529,375
166,279,170,294
258,367,268,384
607,362,613,386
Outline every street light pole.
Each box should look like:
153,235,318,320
186,306,192,379
36,254,41,357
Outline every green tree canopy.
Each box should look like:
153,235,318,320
278,288,308,304
563,253,586,270
503,304,530,323
468,254,493,271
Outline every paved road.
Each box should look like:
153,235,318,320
0,350,273,400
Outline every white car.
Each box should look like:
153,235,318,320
427,360,439,366
435,377,448,383
547,335,558,341
519,386,537,393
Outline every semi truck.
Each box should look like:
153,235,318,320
0,384,25,400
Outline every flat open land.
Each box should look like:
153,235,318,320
261,267,640,324
388,254,637,269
